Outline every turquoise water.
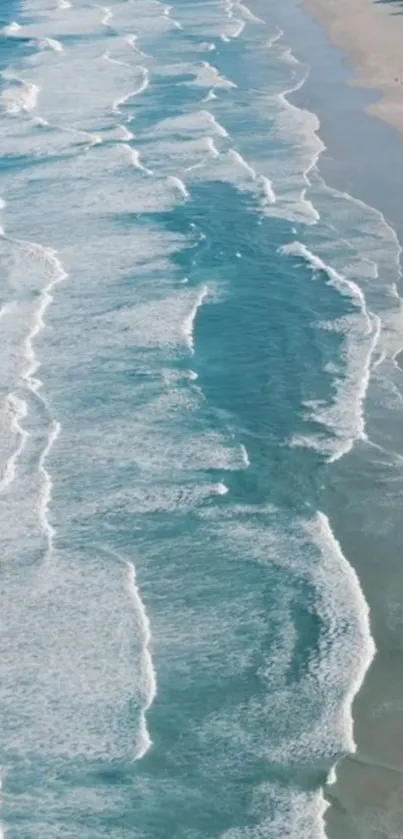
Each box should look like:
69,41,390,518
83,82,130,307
0,1,403,837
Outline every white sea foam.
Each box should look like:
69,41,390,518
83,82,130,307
181,136,220,172
228,148,256,179
121,143,153,175
125,33,148,58
211,150,276,205
267,27,283,48
281,242,380,460
0,395,29,492
280,242,367,308
199,41,216,52
167,175,189,199
182,285,209,353
39,37,64,52
206,136,220,157
203,88,218,102
103,50,131,68
0,547,158,761
22,245,68,393
112,67,149,113
191,61,237,89
161,3,183,29
117,123,135,141
33,115,49,127
309,512,376,756
193,503,375,837
38,420,60,559
2,22,22,36
240,443,250,467
277,85,323,225
309,168,403,363
100,5,113,26
231,19,245,38
202,110,229,137
1,76,40,115
258,175,276,205
215,482,229,495
102,547,157,760
11,240,67,544
220,785,328,839
235,1,264,23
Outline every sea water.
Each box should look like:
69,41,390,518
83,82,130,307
0,0,402,837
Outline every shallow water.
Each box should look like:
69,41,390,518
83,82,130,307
0,1,403,837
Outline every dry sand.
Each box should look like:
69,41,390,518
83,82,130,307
305,0,403,140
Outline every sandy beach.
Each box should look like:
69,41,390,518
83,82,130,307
305,0,403,140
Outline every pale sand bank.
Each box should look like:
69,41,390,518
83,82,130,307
305,0,403,139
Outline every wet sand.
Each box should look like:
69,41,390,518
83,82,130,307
305,0,403,140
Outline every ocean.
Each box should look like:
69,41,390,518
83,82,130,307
0,0,403,837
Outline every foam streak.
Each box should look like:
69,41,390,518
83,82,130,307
99,546,157,760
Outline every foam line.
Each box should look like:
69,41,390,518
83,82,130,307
278,73,323,225
112,68,149,113
312,512,375,774
240,443,250,467
206,137,219,157
22,248,68,394
235,2,265,23
0,394,29,492
227,150,276,203
100,6,113,26
121,143,153,175
40,37,63,52
203,89,217,103
228,148,256,178
167,175,189,199
126,34,148,58
162,3,183,29
201,110,229,137
103,51,130,68
38,420,60,557
60,125,102,148
280,241,367,309
281,242,381,460
224,0,234,18
14,238,65,528
185,137,219,172
182,285,208,353
258,175,276,205
231,19,245,38
0,226,65,535
267,27,283,47
99,546,157,760
117,124,135,141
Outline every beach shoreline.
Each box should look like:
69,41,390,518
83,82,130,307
304,0,403,141
297,1,403,836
